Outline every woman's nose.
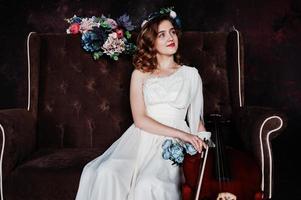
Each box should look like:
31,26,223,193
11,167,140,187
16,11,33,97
167,33,174,41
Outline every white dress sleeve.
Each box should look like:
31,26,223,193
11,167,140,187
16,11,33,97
187,67,204,135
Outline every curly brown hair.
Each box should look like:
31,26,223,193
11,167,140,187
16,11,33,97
132,15,182,73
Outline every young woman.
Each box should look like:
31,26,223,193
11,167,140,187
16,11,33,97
75,8,207,200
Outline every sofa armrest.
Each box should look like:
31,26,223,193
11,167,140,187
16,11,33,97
0,109,36,179
237,106,288,199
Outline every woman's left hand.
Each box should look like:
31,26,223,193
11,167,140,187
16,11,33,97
179,132,207,153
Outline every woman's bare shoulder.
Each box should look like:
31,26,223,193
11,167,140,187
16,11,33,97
131,69,152,82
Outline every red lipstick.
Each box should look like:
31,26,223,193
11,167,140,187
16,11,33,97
167,42,175,47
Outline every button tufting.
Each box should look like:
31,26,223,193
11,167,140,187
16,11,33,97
71,64,82,73
72,101,82,116
59,81,68,94
86,79,96,91
45,103,53,112
98,100,110,112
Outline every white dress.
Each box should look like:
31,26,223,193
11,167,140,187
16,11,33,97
75,65,204,200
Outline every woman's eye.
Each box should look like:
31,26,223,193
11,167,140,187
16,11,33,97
158,33,165,38
171,30,176,35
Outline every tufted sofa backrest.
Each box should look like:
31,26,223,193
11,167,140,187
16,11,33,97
27,31,244,149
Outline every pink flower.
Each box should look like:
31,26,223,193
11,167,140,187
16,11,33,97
67,23,80,34
115,28,124,38
106,18,118,29
80,18,99,33
102,32,125,57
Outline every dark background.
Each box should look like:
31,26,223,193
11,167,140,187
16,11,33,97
0,0,300,199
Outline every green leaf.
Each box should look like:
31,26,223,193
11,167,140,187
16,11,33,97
93,51,103,60
125,31,131,39
93,53,99,60
100,21,110,28
113,55,118,60
94,17,102,23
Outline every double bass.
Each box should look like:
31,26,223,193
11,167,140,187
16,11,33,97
183,114,263,200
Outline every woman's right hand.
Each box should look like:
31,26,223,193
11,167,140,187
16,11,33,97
179,132,207,153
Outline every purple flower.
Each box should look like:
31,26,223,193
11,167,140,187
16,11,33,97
105,18,118,29
117,14,135,31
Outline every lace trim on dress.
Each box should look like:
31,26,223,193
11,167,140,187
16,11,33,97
143,65,185,86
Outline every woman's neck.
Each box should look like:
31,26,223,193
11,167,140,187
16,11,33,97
156,56,178,70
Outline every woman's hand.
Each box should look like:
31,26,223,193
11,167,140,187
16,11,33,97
179,132,207,153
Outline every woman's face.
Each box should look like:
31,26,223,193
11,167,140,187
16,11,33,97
154,20,178,56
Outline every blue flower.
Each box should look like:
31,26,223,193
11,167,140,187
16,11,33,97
162,139,172,150
170,144,184,159
162,149,171,160
81,27,106,52
174,154,184,163
68,15,82,24
161,139,186,166
183,143,197,156
161,138,201,166
174,16,182,29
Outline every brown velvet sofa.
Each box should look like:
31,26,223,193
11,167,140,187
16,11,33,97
0,30,287,200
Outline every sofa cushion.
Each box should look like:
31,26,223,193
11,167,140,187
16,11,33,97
4,148,104,200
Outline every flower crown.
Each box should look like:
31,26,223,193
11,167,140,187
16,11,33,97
65,14,136,61
141,7,182,29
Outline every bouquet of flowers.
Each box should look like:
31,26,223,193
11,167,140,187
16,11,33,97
65,14,137,60
162,131,214,166
162,139,198,166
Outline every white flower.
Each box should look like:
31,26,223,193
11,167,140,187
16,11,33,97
80,18,99,33
141,20,148,28
169,10,177,18
102,32,126,57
